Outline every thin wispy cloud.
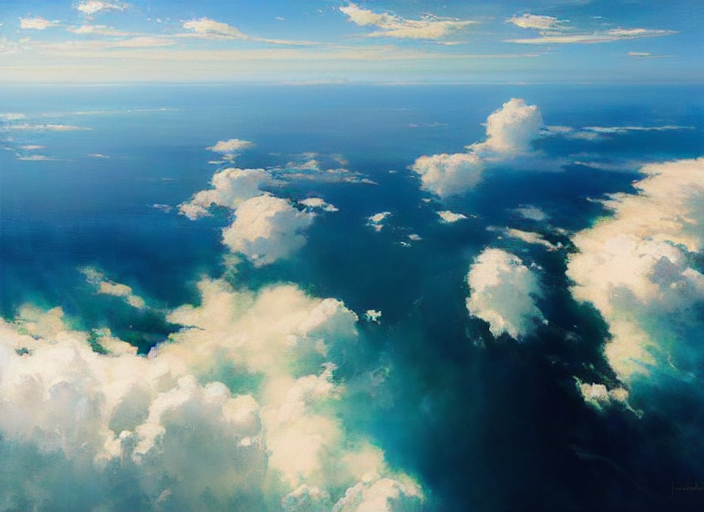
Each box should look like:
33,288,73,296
181,17,320,46
75,1,129,16
507,25,676,44
507,14,569,31
339,2,476,40
19,17,59,30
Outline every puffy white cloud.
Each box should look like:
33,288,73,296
0,277,421,510
472,98,543,155
207,138,254,156
507,27,676,44
367,211,391,232
300,197,339,212
411,98,543,197
365,310,382,323
567,158,704,382
437,210,468,223
222,195,315,266
575,380,632,412
466,248,545,340
75,1,128,16
179,168,269,220
339,2,475,40
19,17,58,30
183,18,248,40
507,14,568,31
412,153,484,197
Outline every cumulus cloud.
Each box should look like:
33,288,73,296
208,138,255,155
567,158,704,382
179,168,269,220
0,277,422,510
365,310,382,323
437,210,468,223
575,379,632,413
339,2,475,40
466,248,545,340
367,211,391,232
75,1,128,16
182,18,248,40
411,98,543,197
300,197,339,212
222,195,316,266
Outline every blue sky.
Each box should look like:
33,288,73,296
0,0,702,83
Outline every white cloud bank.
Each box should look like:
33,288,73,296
0,279,423,511
339,2,475,40
466,248,545,340
567,158,704,382
411,98,543,197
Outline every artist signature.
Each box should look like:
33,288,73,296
671,481,704,498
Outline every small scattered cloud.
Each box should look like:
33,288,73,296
367,211,391,232
75,1,129,16
19,17,59,30
81,267,146,309
466,248,545,340
365,309,382,323
513,205,549,222
0,123,90,132
299,197,339,212
489,226,559,251
20,145,45,151
16,155,56,161
542,124,693,141
182,18,248,40
67,24,132,36
339,2,476,40
208,138,255,160
437,210,468,223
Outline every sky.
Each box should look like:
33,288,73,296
0,0,702,83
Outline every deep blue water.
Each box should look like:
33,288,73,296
1,84,703,511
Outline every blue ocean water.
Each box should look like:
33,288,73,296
1,84,703,511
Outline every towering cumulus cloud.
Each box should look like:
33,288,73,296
567,158,704,383
466,248,544,340
411,98,543,197
0,279,422,511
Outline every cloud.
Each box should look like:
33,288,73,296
182,18,248,40
67,24,132,36
411,98,543,197
19,17,59,30
466,248,545,340
0,113,26,121
471,98,543,155
1,123,90,132
365,310,382,323
575,380,633,413
513,205,549,222
300,197,339,212
208,138,255,155
0,278,422,510
491,227,558,250
567,158,704,383
179,168,270,220
81,267,146,309
437,210,468,223
339,2,476,40
222,195,316,266
75,1,128,16
507,14,569,31
507,27,676,44
367,211,391,232
542,124,693,142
